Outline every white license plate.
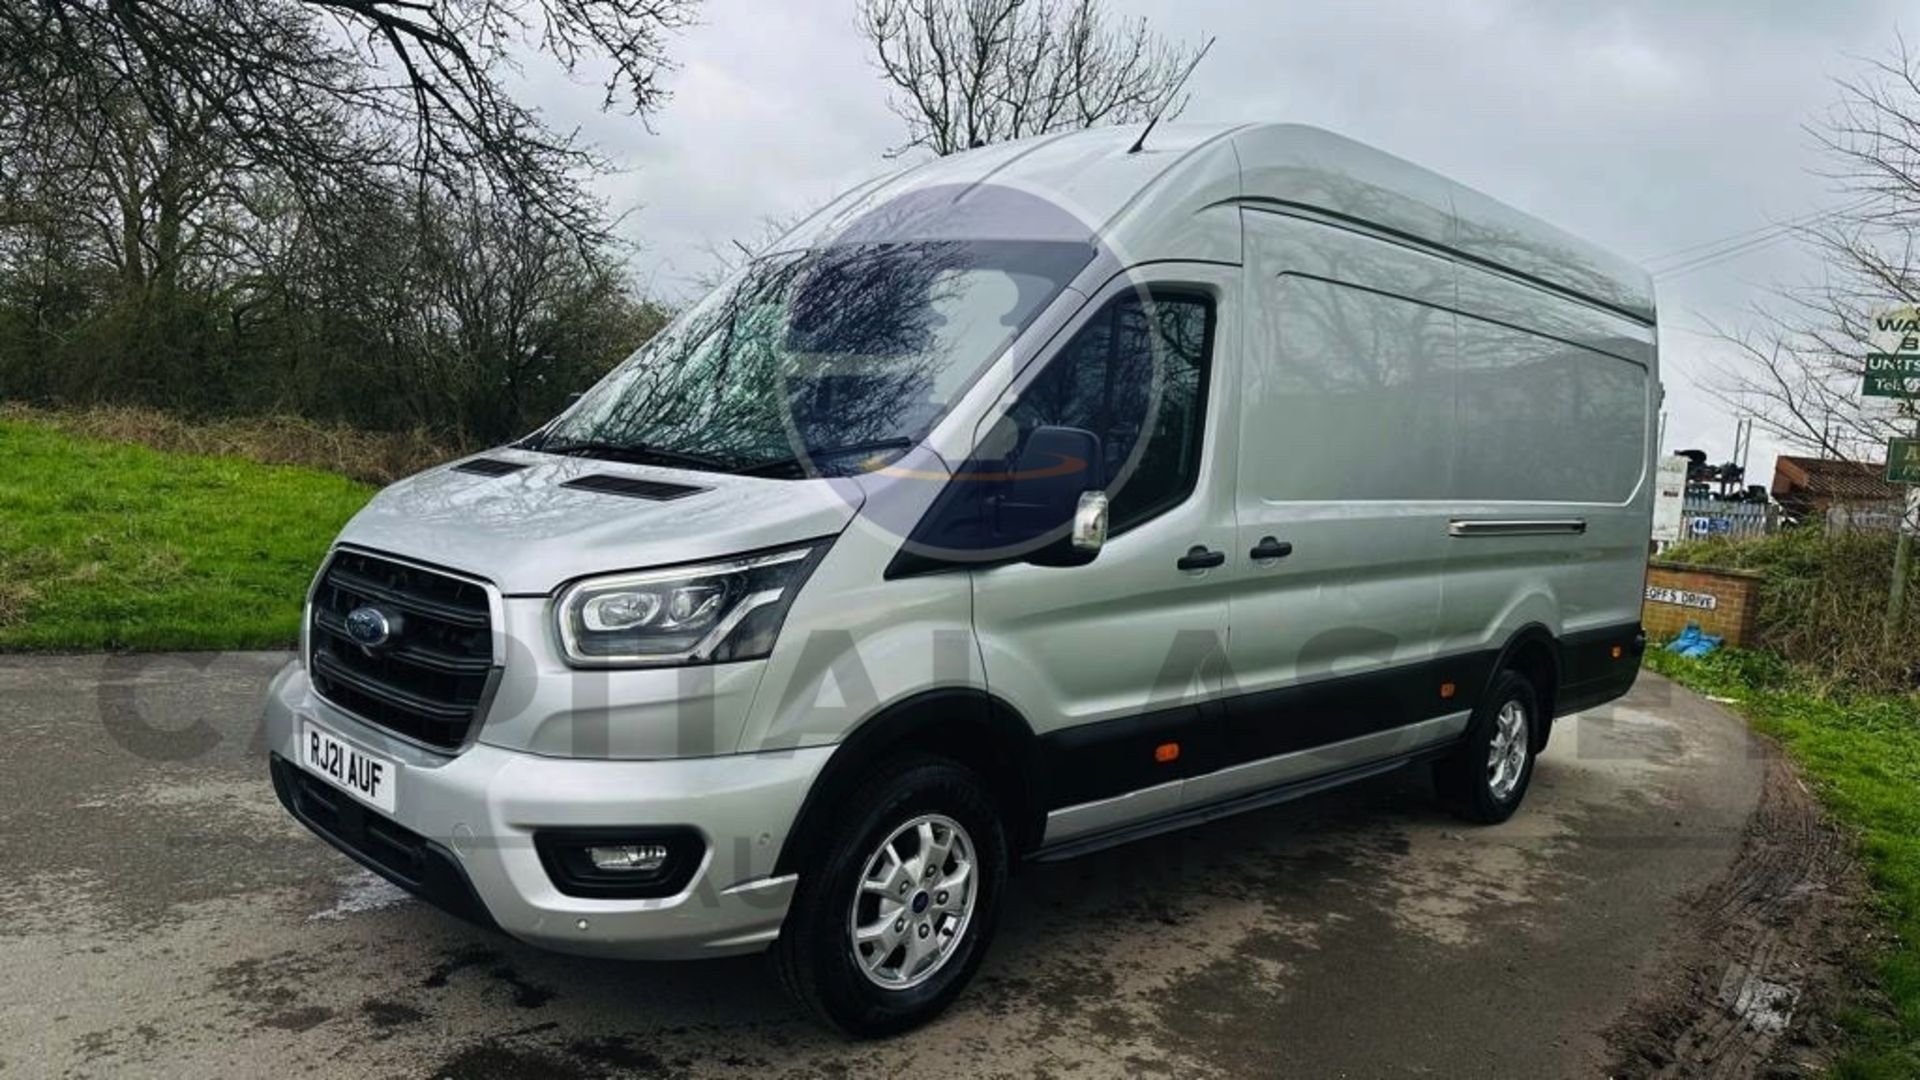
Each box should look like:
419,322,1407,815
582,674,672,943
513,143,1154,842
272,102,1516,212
300,721,399,814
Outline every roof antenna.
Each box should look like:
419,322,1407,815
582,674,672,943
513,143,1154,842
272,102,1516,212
1128,36,1215,155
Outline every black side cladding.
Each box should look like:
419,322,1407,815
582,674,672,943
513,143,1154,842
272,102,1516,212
1034,622,1645,813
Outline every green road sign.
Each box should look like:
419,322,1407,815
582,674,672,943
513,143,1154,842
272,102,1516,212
1889,438,1920,485
1865,354,1920,398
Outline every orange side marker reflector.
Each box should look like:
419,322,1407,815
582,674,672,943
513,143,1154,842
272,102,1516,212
1611,645,1624,659
1439,682,1456,699
1154,742,1181,764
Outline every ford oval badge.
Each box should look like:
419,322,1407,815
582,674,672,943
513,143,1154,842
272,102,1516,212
344,606,393,648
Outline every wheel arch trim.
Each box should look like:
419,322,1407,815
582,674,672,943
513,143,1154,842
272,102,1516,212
771,688,1041,876
1486,622,1563,749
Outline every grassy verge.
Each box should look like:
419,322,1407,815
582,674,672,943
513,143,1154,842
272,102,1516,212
0,418,371,650
1647,647,1920,1078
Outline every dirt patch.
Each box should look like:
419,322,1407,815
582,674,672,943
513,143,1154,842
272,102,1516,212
434,1041,591,1080
430,1030,685,1080
1605,744,1878,1077
361,997,427,1030
0,579,35,628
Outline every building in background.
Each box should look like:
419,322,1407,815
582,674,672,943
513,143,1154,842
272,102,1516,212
1771,455,1902,524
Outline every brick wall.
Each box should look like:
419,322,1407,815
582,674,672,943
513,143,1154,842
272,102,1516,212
1641,561,1765,646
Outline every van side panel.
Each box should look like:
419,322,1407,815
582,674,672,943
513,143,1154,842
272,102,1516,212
1198,210,1463,808
1439,261,1656,712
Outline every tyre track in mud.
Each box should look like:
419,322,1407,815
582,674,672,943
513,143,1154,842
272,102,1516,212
1606,745,1872,1078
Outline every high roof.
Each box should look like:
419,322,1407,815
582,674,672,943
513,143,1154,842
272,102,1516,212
784,122,1655,326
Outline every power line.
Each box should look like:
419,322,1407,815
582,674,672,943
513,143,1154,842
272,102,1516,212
1647,195,1883,281
1644,195,1876,267
1653,227,1804,281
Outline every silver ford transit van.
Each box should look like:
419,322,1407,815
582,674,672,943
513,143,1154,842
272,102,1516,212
263,123,1656,1035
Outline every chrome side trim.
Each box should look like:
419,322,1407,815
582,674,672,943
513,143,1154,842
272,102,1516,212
1448,518,1587,538
1042,777,1184,847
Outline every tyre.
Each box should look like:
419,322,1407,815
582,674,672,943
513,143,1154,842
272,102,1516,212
1434,670,1540,824
772,755,1008,1037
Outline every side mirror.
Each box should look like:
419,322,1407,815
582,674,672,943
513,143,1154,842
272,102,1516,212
994,425,1107,567
1025,491,1106,566
1070,490,1108,552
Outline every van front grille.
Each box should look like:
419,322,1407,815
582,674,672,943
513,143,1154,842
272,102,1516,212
308,550,495,751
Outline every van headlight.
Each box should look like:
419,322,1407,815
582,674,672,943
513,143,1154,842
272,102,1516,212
555,543,825,667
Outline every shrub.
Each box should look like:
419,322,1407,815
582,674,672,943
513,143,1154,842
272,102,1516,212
1663,527,1920,690
0,403,459,487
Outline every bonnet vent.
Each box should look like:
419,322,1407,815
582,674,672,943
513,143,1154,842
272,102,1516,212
451,458,527,478
559,473,705,501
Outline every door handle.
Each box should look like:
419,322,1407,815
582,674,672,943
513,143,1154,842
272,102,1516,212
1448,517,1587,537
1177,545,1226,571
1249,536,1294,560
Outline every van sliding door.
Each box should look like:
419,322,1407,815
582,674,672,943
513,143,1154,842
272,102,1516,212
1190,211,1465,809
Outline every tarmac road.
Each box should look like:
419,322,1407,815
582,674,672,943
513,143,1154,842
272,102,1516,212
0,652,1766,1078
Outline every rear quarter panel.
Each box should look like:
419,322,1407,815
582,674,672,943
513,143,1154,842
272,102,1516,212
1439,262,1657,660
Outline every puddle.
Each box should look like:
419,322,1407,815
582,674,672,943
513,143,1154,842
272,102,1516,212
308,869,412,921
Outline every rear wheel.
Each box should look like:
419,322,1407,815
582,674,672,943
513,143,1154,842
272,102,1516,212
1435,670,1539,824
772,755,1007,1037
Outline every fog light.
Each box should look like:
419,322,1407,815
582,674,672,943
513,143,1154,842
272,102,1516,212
587,844,670,873
536,826,703,898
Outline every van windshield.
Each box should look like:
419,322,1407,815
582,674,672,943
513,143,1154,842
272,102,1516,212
526,239,1094,478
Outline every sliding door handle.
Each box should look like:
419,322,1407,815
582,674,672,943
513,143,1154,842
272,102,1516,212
1177,545,1226,571
1250,536,1294,560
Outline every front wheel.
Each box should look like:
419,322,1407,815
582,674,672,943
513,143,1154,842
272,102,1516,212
1434,670,1540,824
772,756,1008,1037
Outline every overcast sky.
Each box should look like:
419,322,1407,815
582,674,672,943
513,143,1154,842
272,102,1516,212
526,0,1912,477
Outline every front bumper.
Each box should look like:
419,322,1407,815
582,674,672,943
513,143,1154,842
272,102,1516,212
263,661,832,959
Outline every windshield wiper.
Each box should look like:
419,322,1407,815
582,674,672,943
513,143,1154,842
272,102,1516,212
737,438,916,478
528,437,735,473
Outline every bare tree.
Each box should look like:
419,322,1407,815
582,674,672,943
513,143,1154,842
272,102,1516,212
858,0,1200,157
0,0,697,241
691,209,810,293
1706,40,1920,464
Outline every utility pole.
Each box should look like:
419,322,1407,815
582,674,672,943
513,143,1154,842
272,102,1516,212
1892,495,1916,633
1889,401,1917,638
